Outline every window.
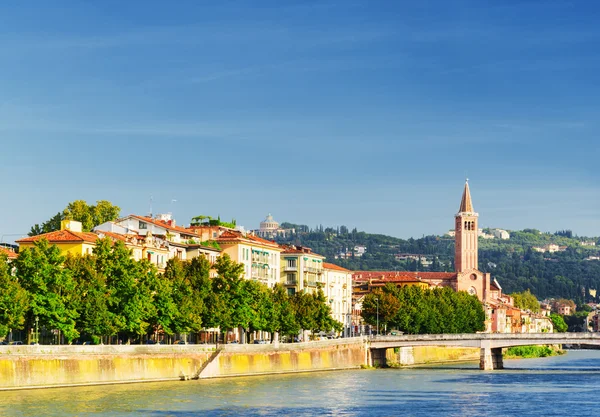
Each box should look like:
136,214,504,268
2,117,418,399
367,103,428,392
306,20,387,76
139,221,147,230
287,259,297,268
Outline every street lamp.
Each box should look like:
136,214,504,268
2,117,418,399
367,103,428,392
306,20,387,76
35,316,39,344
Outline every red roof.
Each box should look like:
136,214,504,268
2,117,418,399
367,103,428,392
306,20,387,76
323,262,351,272
16,230,99,244
128,215,196,236
353,271,457,282
217,231,281,249
0,247,17,259
96,230,127,242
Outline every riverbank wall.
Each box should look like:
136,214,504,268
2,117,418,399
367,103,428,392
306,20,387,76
0,338,367,390
386,346,480,366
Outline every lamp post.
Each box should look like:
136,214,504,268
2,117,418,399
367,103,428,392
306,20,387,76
35,316,39,344
375,298,379,337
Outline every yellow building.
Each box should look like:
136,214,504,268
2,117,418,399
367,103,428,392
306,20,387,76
216,231,283,288
16,220,98,256
281,245,325,295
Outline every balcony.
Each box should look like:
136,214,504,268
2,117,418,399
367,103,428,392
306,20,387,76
304,266,322,274
285,279,297,286
284,266,298,272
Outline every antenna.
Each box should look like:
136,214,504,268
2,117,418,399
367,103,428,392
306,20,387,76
149,195,153,218
170,199,177,216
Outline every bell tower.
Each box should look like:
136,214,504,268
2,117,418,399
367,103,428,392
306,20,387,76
455,180,478,273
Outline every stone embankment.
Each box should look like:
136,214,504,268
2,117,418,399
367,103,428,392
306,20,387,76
0,338,368,390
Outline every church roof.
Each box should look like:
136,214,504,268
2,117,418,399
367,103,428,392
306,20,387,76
353,271,457,282
459,180,475,213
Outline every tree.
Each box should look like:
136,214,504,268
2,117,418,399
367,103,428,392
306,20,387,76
15,239,79,343
65,254,114,344
511,289,541,313
0,254,29,339
94,238,155,343
269,284,299,340
362,287,400,331
29,200,121,235
550,313,568,332
361,285,485,335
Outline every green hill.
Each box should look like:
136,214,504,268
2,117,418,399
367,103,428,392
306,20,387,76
276,223,600,302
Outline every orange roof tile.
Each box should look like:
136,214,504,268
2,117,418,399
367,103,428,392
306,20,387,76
16,230,99,244
95,230,127,241
0,247,17,259
353,271,457,281
128,215,196,236
216,231,281,249
323,262,351,272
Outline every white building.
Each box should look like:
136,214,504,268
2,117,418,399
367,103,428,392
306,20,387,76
254,214,295,239
492,229,510,239
323,263,353,337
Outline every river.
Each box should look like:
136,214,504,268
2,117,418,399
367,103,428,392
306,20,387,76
1,350,599,416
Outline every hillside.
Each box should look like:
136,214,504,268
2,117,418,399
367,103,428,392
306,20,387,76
276,223,600,302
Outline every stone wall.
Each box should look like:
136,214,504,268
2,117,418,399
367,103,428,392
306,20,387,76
0,338,367,390
386,346,480,366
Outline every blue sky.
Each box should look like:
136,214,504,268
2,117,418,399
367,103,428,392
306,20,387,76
1,0,599,242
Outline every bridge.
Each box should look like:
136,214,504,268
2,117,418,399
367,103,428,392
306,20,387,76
368,333,600,370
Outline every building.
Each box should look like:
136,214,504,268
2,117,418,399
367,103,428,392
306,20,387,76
354,181,502,304
94,229,171,271
280,245,325,295
492,229,510,240
16,220,98,256
0,246,18,261
532,244,565,253
101,213,199,244
323,263,353,336
253,214,295,239
352,181,544,333
216,231,283,288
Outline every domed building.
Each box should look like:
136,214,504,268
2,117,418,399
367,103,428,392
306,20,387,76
254,214,295,239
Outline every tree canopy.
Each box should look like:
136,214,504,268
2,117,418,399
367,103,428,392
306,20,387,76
361,284,485,334
29,200,121,236
1,242,341,344
511,289,541,313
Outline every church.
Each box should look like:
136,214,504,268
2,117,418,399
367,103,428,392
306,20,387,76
353,182,553,333
353,181,509,304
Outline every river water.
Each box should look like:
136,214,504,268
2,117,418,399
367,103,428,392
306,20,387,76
1,350,599,416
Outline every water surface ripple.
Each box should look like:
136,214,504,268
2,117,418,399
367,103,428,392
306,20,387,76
1,350,598,416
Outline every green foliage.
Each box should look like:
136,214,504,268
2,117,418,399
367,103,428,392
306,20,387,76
29,200,121,235
510,289,540,313
361,285,485,334
0,254,29,338
505,345,563,358
200,241,221,250
1,242,341,343
550,313,568,332
190,215,236,229
14,239,80,343
274,224,600,303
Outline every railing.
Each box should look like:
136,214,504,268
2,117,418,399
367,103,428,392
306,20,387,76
284,266,297,272
285,279,297,285
304,266,322,274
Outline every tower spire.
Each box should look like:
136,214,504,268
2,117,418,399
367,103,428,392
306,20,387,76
459,179,474,213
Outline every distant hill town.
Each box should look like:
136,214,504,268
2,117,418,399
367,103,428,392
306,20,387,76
257,214,600,303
